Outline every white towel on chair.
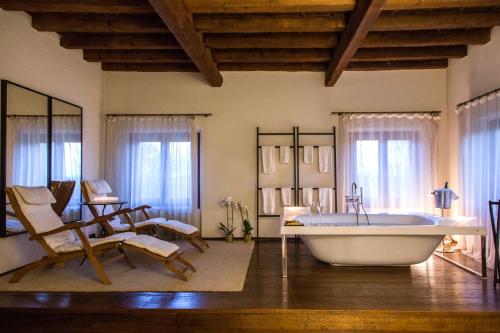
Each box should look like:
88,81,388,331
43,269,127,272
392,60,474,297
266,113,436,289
303,146,313,164
262,187,276,215
279,146,290,164
261,146,276,174
302,188,313,207
319,146,333,173
281,187,292,206
319,188,334,213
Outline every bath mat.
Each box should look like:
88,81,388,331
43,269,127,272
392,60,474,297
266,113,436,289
0,240,254,292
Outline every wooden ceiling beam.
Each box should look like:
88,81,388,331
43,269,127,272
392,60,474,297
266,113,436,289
100,59,449,72
148,0,223,86
2,0,497,14
60,33,182,50
102,63,198,71
353,46,467,61
325,0,386,86
31,13,168,33
204,29,490,49
183,0,500,13
0,0,154,13
84,50,190,63
194,14,345,33
374,10,500,31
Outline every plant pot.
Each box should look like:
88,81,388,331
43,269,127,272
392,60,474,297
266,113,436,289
225,234,234,243
244,234,252,243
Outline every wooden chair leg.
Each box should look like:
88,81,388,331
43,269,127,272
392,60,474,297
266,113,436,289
10,258,52,283
176,255,196,272
87,253,111,285
197,236,209,248
164,262,188,281
187,238,205,253
117,247,136,269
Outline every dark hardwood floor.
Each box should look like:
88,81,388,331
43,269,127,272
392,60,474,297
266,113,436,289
1,240,500,332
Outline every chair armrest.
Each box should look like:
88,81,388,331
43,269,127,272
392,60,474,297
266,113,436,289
30,221,86,240
129,205,151,213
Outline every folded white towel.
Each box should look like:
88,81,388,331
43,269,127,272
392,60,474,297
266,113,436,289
281,187,292,206
303,146,313,164
279,146,290,164
319,188,334,213
261,146,276,174
262,187,276,215
319,146,333,173
302,188,313,207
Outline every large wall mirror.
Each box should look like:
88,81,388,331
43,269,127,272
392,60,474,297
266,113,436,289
0,80,83,237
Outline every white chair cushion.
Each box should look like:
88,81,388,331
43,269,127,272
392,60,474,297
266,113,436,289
54,232,136,253
124,235,179,258
13,186,75,250
109,219,131,232
14,186,56,205
158,220,198,235
135,220,158,228
87,180,113,195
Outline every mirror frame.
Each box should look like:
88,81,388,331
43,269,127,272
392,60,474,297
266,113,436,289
0,79,83,237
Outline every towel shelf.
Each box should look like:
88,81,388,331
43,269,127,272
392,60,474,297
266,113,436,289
298,187,336,190
298,145,335,148
258,145,294,149
258,188,296,191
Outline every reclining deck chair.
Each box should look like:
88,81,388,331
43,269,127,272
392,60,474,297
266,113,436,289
82,180,209,252
50,180,76,216
7,186,195,284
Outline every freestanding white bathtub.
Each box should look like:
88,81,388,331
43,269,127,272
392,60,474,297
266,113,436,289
280,208,486,278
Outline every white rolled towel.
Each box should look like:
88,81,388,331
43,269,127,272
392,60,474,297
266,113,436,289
281,187,292,206
319,188,334,213
279,146,290,164
302,187,313,207
303,146,313,164
262,187,276,215
261,146,276,174
319,146,333,173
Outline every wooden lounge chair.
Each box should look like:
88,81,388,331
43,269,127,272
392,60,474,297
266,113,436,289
7,186,195,284
82,179,209,253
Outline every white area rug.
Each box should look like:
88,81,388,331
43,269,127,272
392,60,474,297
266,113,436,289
0,240,254,292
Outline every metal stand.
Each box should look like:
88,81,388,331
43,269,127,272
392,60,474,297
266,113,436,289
433,234,487,279
282,234,288,278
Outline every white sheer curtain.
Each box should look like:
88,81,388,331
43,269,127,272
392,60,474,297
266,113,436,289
457,90,500,268
340,113,439,212
6,116,48,187
105,116,198,227
52,115,82,220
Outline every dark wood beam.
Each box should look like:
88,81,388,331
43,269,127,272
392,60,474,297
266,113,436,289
347,59,448,70
194,14,345,33
101,59,448,72
209,46,466,63
183,0,500,13
0,0,154,13
148,0,223,86
84,50,190,63
60,33,182,50
362,29,491,47
102,63,198,71
204,29,490,49
374,10,500,31
2,0,496,14
31,13,168,33
325,0,386,86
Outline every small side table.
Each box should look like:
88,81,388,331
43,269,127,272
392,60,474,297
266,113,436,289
80,200,128,216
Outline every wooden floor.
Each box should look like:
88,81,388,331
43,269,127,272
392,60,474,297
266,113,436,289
1,240,500,332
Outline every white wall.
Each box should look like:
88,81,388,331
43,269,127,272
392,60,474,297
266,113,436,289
104,69,447,238
0,9,103,273
446,27,500,214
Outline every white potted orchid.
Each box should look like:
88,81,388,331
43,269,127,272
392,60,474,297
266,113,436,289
218,196,237,242
237,202,253,243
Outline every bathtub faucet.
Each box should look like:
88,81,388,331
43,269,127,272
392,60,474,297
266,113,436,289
345,182,370,226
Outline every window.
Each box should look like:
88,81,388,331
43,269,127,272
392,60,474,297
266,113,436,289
342,115,437,213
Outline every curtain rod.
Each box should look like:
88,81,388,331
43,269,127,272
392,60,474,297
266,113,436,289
106,113,212,118
7,114,80,117
456,87,500,108
331,111,441,116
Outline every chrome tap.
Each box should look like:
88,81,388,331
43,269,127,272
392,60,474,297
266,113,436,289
345,182,369,225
